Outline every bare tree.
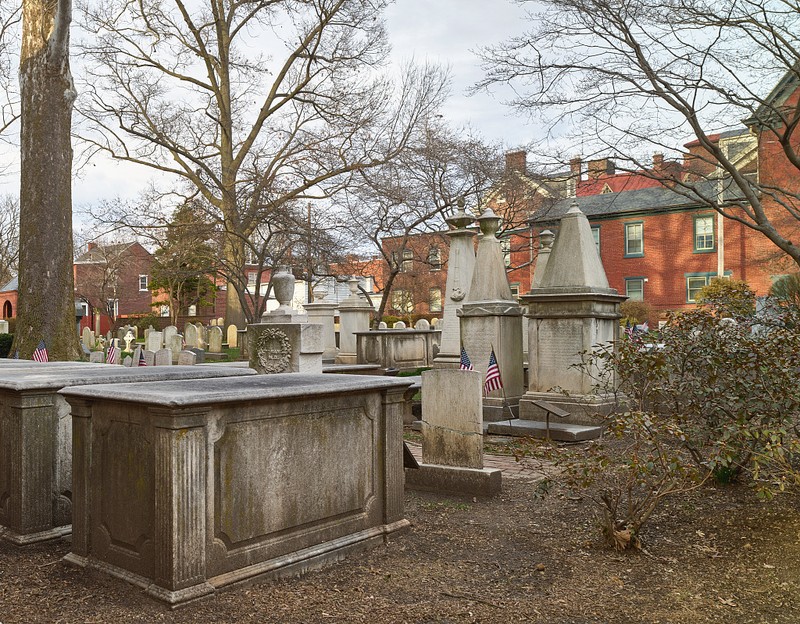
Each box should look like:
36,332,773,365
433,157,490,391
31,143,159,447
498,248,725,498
76,0,447,328
0,4,20,141
15,0,79,359
343,123,502,322
479,0,800,269
0,195,19,287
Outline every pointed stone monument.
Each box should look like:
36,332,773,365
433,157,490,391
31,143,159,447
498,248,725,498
457,208,524,421
433,198,477,368
518,201,625,427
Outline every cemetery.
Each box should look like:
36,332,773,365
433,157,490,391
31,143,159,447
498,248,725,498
1,200,799,622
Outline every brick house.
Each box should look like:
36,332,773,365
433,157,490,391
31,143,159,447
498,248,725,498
74,242,156,334
0,276,17,320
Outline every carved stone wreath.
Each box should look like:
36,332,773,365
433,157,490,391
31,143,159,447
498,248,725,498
255,328,292,374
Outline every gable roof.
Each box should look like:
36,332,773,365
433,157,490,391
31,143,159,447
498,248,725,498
0,276,17,293
74,242,136,264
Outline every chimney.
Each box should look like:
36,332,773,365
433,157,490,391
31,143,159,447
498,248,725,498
505,150,527,173
652,153,664,172
569,156,582,179
87,242,97,251
587,158,615,180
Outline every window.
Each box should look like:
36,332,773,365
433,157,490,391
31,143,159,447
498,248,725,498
428,247,442,271
106,299,119,318
601,183,613,194
624,222,644,257
429,288,442,312
510,283,520,299
591,226,601,255
686,271,732,303
500,238,511,267
159,305,170,317
391,289,413,313
188,304,197,316
401,249,413,273
625,277,645,301
694,215,715,252
138,275,149,291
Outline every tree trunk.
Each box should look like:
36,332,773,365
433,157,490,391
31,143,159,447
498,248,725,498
15,0,79,360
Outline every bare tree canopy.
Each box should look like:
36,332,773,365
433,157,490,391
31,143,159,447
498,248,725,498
479,0,800,268
0,3,20,140
0,195,19,286
15,0,79,360
77,0,448,327
342,122,502,321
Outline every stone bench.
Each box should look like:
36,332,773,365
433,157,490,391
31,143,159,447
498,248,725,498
60,373,412,607
0,363,256,545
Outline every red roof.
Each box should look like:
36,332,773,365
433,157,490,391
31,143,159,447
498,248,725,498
577,172,665,196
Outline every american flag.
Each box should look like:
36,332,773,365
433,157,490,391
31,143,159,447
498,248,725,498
624,320,633,338
138,349,147,366
484,348,503,394
32,339,48,363
459,346,474,371
106,344,119,365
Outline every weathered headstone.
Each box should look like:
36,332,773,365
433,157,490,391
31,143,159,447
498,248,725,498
217,317,224,326
378,321,387,330
226,324,238,348
122,355,133,367
145,330,163,353
0,319,7,334
163,325,178,350
143,350,156,367
177,350,197,366
189,348,205,364
81,327,94,350
154,348,172,366
184,324,198,348
208,327,223,353
168,334,183,363
197,323,208,350
393,321,406,329
414,319,430,330
89,351,105,363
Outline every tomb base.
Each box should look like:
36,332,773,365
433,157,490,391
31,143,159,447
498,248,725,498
247,322,323,374
404,464,502,497
519,391,615,426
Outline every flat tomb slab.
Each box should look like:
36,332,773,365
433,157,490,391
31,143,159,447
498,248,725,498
0,365,256,545
486,419,603,442
405,464,502,497
60,373,412,607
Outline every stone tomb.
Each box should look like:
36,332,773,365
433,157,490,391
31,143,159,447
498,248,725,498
60,373,412,607
248,324,323,374
0,363,256,545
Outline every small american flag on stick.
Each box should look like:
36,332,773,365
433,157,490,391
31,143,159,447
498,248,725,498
138,349,147,367
484,348,503,394
106,344,119,365
32,340,48,363
459,346,474,371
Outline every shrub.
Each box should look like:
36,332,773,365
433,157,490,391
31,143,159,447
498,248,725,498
620,300,653,325
695,278,755,316
0,333,12,358
572,294,800,548
769,273,800,307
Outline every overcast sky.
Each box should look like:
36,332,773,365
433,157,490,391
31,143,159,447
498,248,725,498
0,0,532,207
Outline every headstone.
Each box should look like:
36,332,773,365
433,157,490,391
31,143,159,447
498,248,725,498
414,319,430,330
226,324,238,348
154,348,172,366
208,327,223,353
122,355,133,367
144,350,156,367
123,330,135,352
184,323,198,348
0,319,7,334
431,317,438,327
189,348,205,364
81,327,93,349
168,333,183,362
196,323,208,350
132,345,142,366
145,330,163,353
89,351,105,363
393,321,406,329
177,350,197,366
144,327,152,342
210,318,217,327
378,321,387,330
217,317,224,326
163,325,178,351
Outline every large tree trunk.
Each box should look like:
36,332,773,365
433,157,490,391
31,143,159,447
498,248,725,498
15,0,79,360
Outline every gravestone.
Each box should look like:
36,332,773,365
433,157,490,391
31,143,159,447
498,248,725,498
378,321,387,330
154,348,172,366
0,319,7,334
145,330,162,353
168,334,183,363
132,345,143,367
217,317,224,326
163,325,178,350
81,327,94,350
393,321,406,330
122,356,133,367
226,324,238,348
177,350,197,366
143,350,155,367
208,327,223,353
414,319,430,330
197,323,208,350
189,348,205,364
406,369,501,496
184,324,198,348
89,351,105,363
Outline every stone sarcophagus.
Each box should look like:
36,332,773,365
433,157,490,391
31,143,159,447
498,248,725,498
59,373,411,607
0,363,256,545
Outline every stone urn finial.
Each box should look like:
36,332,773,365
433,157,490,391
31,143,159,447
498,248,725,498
447,196,474,231
347,277,360,297
312,284,328,302
476,207,502,239
540,229,555,250
272,265,295,314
